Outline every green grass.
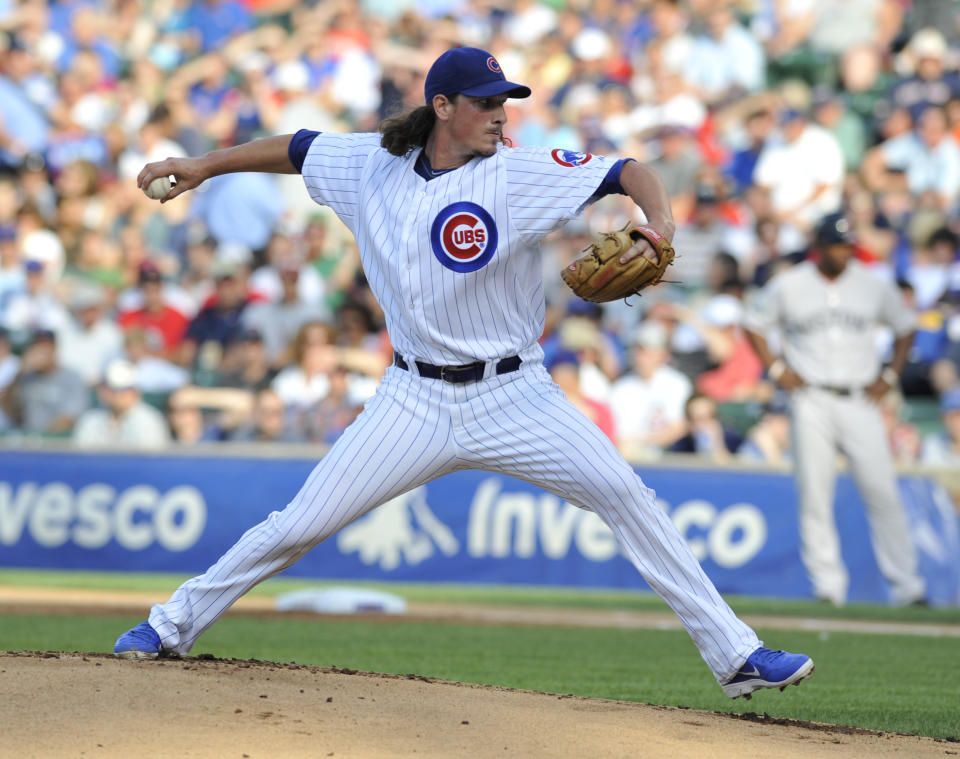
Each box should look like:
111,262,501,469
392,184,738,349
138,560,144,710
2,568,959,624
1,612,958,740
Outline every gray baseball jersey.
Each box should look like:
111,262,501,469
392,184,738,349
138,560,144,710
745,257,924,606
744,260,914,388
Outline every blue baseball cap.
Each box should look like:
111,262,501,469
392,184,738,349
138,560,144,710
815,212,854,246
424,47,531,103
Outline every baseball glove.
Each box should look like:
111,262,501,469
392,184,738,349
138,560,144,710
561,224,675,302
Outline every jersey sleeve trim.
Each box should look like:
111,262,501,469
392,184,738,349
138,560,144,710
288,129,320,173
592,158,635,200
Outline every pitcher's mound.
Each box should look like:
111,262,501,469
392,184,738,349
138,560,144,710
0,652,947,758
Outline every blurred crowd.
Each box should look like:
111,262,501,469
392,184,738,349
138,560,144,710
0,0,958,469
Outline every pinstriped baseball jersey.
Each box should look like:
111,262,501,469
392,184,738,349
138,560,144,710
300,135,617,364
143,132,767,687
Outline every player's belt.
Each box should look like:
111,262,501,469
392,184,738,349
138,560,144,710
811,385,858,397
394,351,522,383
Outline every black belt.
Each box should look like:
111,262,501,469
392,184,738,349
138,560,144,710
812,385,859,397
394,351,521,383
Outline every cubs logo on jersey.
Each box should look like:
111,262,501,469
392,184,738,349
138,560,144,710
430,202,498,273
551,149,593,167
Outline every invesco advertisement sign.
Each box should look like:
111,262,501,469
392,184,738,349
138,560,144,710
458,479,766,569
0,482,206,551
0,449,957,604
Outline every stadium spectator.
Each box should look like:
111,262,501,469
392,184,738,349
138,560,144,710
0,225,23,313
117,261,191,359
609,320,692,460
122,328,191,395
888,29,960,122
166,389,212,445
669,393,743,463
903,226,960,311
669,184,746,288
646,125,702,224
548,351,617,445
738,394,793,467
542,299,623,405
180,256,256,371
226,387,305,443
73,359,171,449
243,253,329,367
0,328,88,435
682,6,766,106
247,233,326,305
332,299,392,382
1,259,70,341
302,366,364,446
839,43,895,139
670,294,765,402
725,107,775,193
217,328,277,393
753,107,845,253
879,387,923,465
862,105,960,211
117,105,189,182
270,321,338,410
57,281,123,387
807,0,902,59
811,86,867,171
921,386,960,467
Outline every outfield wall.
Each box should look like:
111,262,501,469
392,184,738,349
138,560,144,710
1,446,958,606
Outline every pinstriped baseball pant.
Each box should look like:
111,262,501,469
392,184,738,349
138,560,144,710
149,362,761,682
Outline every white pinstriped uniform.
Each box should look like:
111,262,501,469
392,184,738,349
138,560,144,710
148,135,761,682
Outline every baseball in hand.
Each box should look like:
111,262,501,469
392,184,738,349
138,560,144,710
144,175,174,200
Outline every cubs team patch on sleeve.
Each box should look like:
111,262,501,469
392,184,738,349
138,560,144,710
430,202,499,273
550,149,593,167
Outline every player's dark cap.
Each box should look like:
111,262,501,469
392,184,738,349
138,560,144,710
138,260,163,284
814,212,854,246
424,47,531,103
29,328,56,344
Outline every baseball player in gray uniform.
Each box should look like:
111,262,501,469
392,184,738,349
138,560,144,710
745,212,926,607
115,47,813,699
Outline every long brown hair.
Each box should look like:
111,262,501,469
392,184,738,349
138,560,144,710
379,104,441,157
378,95,513,157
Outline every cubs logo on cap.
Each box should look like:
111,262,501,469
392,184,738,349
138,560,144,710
487,57,501,73
430,202,498,273
551,149,593,167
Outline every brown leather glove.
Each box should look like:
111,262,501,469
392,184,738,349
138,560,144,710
561,224,675,302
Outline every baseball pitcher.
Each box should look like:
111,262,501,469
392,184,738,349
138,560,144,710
115,47,813,699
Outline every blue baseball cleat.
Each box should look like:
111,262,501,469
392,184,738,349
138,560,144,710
722,647,814,699
114,621,162,659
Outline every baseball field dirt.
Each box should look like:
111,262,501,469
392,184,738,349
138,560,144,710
1,651,955,759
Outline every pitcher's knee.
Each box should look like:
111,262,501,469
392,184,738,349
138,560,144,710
587,476,657,517
267,507,331,554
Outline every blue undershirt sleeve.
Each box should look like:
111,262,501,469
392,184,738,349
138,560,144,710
287,129,320,173
592,157,636,199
